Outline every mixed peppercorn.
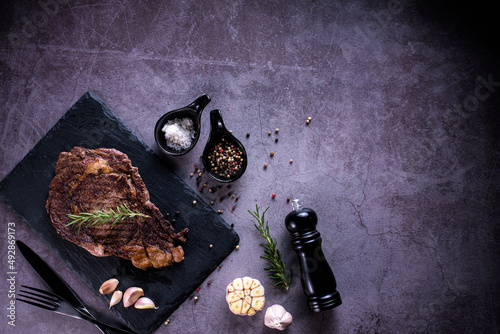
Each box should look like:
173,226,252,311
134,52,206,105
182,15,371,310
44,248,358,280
206,136,244,180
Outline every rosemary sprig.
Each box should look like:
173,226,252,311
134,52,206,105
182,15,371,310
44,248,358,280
66,204,149,229
249,205,291,291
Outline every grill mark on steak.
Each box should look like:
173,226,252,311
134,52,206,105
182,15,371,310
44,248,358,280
46,147,188,269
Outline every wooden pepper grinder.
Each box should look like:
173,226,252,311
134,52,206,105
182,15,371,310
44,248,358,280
285,199,342,312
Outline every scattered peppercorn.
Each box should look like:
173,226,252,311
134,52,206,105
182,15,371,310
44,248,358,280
209,244,213,249
308,117,312,120
290,159,293,163
306,119,310,125
164,319,170,325
190,173,193,177
275,138,278,143
275,128,279,133
287,197,290,203
193,200,197,205
268,131,271,136
210,200,214,205
246,133,250,138
207,281,211,285
231,223,234,228
194,296,198,303
235,245,240,250
176,210,180,215
264,163,268,169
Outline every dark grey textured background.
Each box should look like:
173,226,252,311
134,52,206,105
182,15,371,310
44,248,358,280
1,0,499,333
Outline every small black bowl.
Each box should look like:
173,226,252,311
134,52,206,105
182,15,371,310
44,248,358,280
154,94,211,156
202,110,247,183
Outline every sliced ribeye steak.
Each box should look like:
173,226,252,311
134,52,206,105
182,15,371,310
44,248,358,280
46,147,188,269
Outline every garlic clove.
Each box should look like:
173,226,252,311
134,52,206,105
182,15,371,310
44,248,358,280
242,277,252,290
134,297,158,309
99,278,119,294
109,290,123,309
123,287,144,308
226,292,239,303
230,299,243,314
250,285,265,297
241,300,251,314
264,304,293,331
232,278,243,290
251,297,265,311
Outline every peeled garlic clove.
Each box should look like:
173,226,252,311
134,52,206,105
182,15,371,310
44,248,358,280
264,304,293,331
99,278,119,294
134,297,158,309
109,290,122,309
123,287,144,308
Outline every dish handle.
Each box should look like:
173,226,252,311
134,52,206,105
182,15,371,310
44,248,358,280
186,94,211,114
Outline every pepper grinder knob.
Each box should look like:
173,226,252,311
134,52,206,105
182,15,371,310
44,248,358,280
285,199,342,312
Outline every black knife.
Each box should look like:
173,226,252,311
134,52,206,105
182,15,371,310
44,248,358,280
16,240,111,334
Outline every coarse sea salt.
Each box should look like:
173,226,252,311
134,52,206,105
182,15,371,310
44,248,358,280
162,117,195,150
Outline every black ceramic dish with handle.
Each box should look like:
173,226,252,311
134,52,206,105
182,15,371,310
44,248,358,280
202,109,248,182
154,94,211,156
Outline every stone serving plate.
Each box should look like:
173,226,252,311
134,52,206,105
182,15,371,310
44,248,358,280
0,92,239,334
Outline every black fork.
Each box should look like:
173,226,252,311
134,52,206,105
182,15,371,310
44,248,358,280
17,286,137,334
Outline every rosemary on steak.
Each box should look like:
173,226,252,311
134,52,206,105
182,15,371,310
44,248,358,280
66,204,149,229
249,205,291,291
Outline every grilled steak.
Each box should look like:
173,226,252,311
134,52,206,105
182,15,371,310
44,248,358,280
46,147,188,269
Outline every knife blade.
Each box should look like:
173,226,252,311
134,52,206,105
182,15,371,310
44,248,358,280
16,240,111,334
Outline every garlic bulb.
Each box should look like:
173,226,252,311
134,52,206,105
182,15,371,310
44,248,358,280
264,304,293,331
226,277,265,316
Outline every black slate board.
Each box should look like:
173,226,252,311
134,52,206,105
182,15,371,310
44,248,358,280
0,92,239,334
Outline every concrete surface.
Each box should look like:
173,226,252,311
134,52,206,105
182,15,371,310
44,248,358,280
1,0,499,333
